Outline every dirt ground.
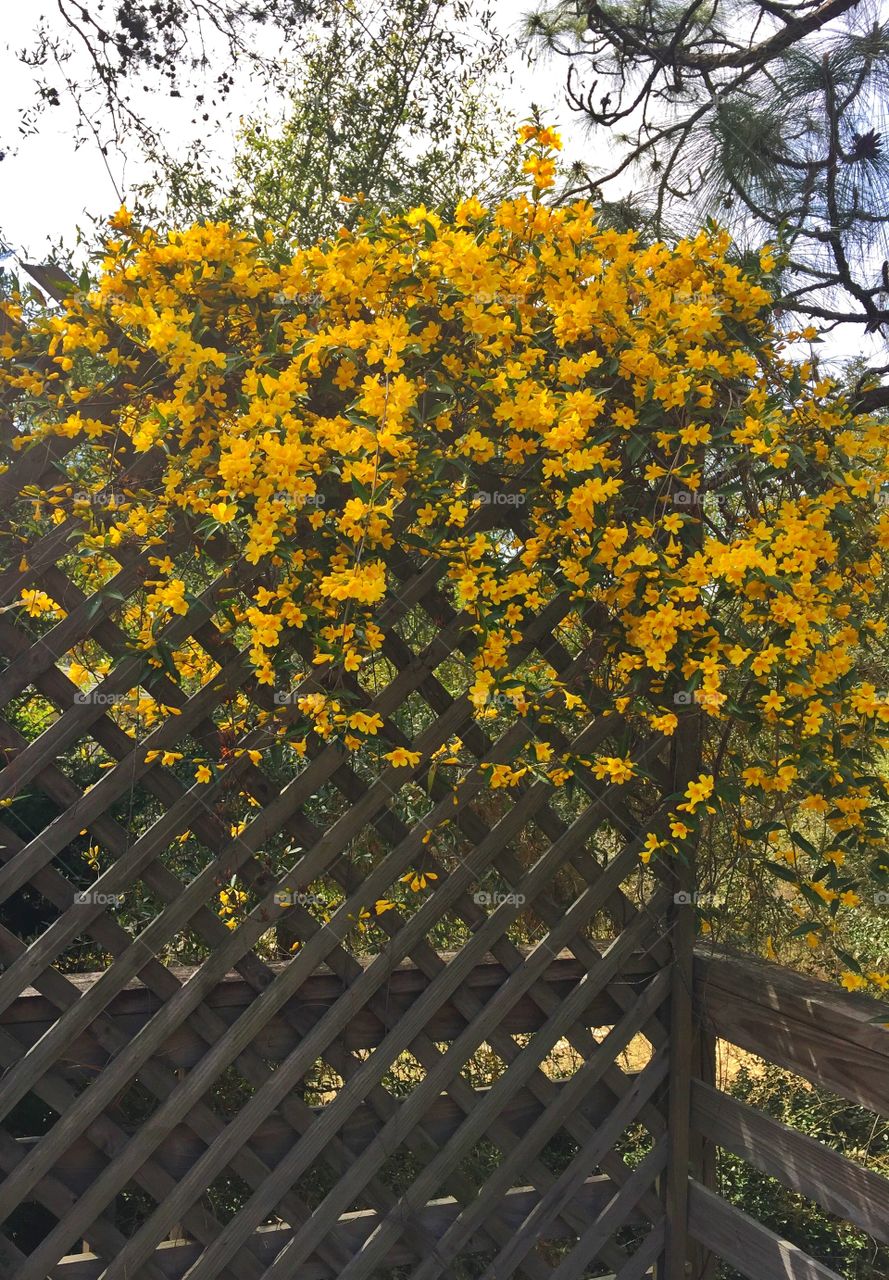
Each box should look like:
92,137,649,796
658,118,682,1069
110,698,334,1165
546,1031,778,1089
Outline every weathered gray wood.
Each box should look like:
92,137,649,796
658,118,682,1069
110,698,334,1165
615,1225,664,1280
3,722,551,1276
472,1056,670,1280
695,947,889,1115
687,1181,844,1280
3,951,655,1060
18,672,617,1279
691,1078,889,1246
547,1137,667,1280
407,968,672,1280
13,1074,642,1193
99,818,672,1280
231,885,673,1280
54,1174,630,1279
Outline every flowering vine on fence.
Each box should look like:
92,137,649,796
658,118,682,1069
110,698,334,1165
2,126,888,986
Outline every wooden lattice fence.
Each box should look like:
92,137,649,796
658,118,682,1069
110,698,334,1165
0,291,701,1280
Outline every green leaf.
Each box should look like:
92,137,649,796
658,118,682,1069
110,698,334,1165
765,859,798,883
834,948,863,975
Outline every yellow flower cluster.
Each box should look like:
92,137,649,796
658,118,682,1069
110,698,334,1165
3,125,889,988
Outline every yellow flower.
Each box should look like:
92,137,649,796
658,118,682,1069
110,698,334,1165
677,773,714,813
640,832,662,865
760,691,786,716
349,712,384,735
591,755,636,785
18,589,61,617
650,712,678,736
384,748,422,768
209,501,238,523
840,971,867,992
400,870,438,892
194,765,212,783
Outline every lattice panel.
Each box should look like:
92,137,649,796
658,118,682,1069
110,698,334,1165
0,411,690,1280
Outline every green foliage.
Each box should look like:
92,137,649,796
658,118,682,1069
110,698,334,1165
145,0,521,244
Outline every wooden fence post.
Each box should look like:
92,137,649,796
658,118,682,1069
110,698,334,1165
660,707,702,1280
687,1022,718,1280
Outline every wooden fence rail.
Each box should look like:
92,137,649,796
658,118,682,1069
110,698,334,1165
690,946,889,1280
